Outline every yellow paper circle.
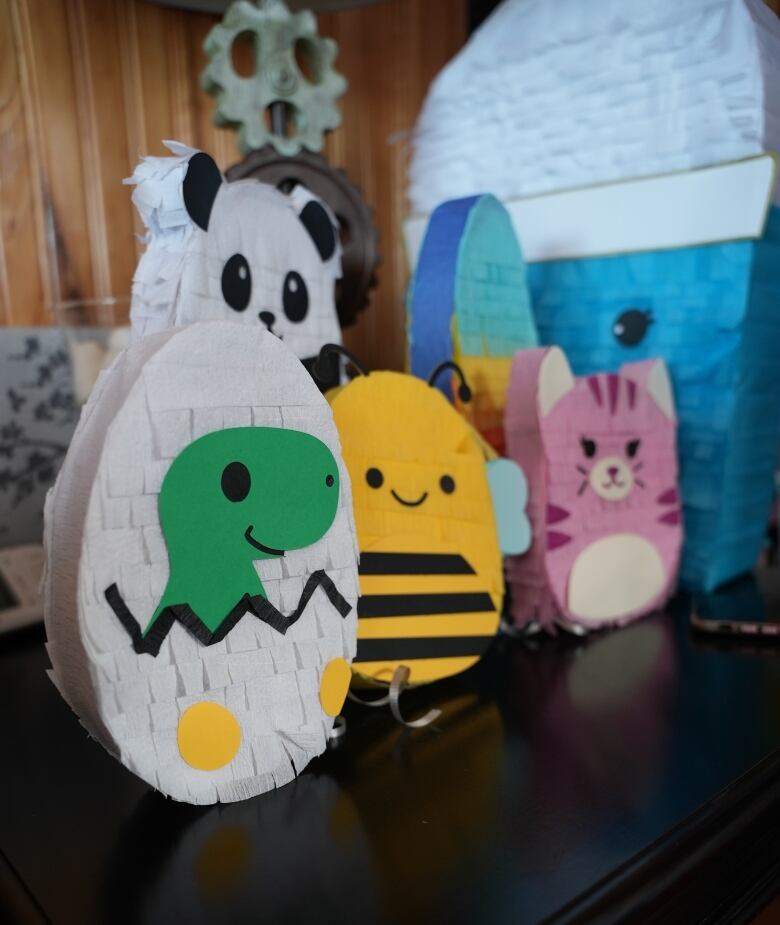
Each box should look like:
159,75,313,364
177,701,241,771
319,658,351,717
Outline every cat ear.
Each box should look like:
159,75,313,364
646,360,675,420
621,358,675,420
538,347,575,417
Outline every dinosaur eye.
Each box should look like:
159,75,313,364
612,308,652,347
221,461,251,502
626,439,641,458
325,474,335,487
440,474,455,494
366,467,383,489
282,271,309,323
221,254,252,312
581,437,597,458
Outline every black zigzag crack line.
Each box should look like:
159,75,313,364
105,569,352,657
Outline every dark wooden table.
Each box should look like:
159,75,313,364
4,571,780,925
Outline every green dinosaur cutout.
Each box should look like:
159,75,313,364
148,426,339,635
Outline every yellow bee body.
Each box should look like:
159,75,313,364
328,370,504,685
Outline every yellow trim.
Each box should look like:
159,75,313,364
360,571,491,597
353,655,480,685
356,612,499,640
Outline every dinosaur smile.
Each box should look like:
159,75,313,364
244,525,285,556
390,489,428,508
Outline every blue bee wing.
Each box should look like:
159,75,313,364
486,458,531,555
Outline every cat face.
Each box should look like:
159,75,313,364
538,348,676,512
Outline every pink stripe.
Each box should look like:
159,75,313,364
587,376,602,406
547,531,572,550
658,510,681,526
626,379,636,410
657,488,678,505
546,504,570,525
607,374,619,415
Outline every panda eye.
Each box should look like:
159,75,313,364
282,271,309,323
626,439,641,458
613,308,652,347
581,437,597,458
221,254,252,312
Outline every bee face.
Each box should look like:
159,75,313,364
329,371,503,684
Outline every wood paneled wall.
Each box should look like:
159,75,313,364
0,0,466,371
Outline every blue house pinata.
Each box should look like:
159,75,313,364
406,0,780,591
526,157,780,591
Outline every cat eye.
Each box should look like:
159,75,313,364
282,270,309,323
581,437,597,458
626,439,641,458
613,308,652,347
221,254,252,312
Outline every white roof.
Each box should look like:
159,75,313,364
408,0,780,213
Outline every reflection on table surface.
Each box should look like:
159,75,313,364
3,569,780,924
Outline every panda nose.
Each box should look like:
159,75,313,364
259,311,276,330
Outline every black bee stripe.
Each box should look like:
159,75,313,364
359,552,475,576
357,591,495,618
355,635,494,662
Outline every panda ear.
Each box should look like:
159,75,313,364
182,152,223,231
298,199,337,262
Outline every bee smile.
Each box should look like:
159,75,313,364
390,489,429,508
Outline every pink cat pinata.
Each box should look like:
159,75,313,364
505,347,682,633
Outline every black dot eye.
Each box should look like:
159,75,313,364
440,474,455,494
626,439,641,458
613,308,652,347
325,474,335,487
221,254,252,312
366,467,383,489
221,461,251,502
581,438,597,458
282,270,309,323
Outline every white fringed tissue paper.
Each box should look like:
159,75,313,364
126,141,344,382
43,322,359,804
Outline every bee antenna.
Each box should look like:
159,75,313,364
313,343,369,383
427,360,472,403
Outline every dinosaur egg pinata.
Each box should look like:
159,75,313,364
44,322,358,804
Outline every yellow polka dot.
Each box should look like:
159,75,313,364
177,701,241,771
319,658,351,717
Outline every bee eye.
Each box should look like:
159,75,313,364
439,474,455,494
581,438,597,458
365,467,383,489
613,308,652,347
626,439,641,458
221,461,251,502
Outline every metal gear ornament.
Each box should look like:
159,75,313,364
202,0,347,157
